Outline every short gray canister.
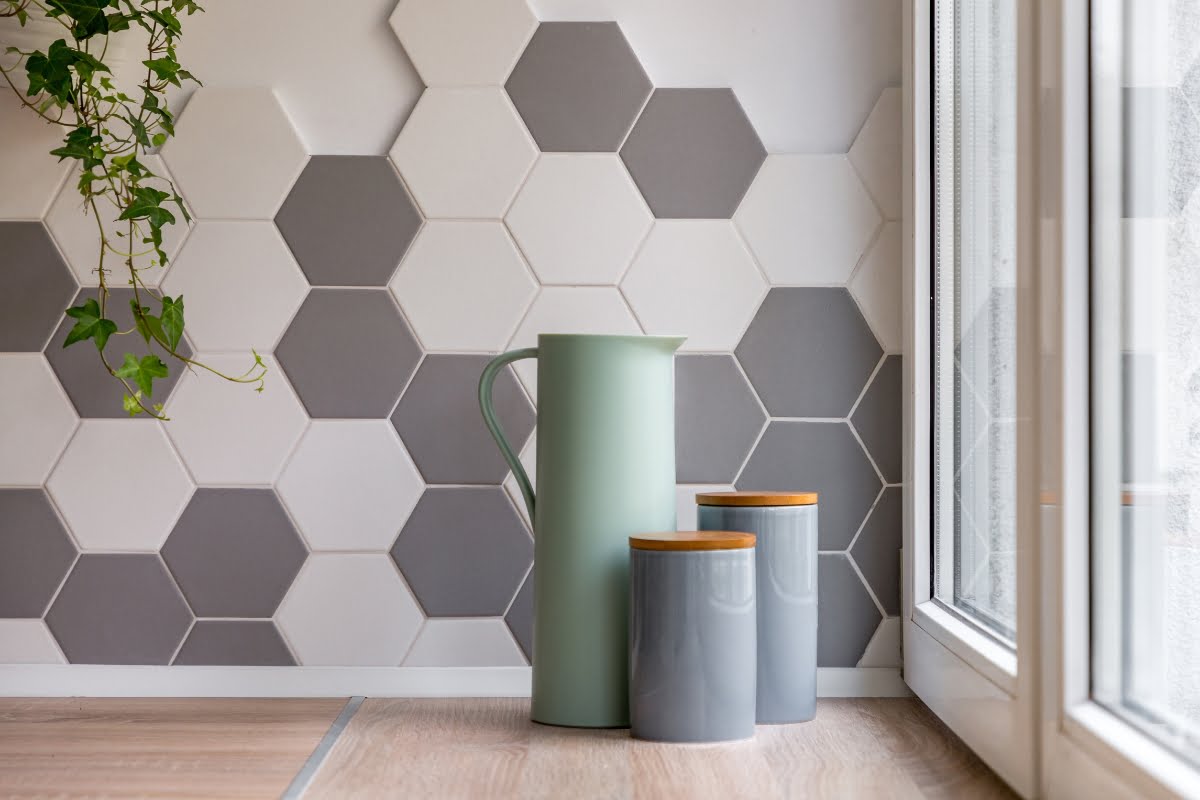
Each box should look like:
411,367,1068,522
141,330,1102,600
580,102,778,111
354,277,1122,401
629,531,757,743
697,492,818,724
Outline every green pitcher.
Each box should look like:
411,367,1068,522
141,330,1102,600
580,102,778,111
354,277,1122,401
479,334,685,728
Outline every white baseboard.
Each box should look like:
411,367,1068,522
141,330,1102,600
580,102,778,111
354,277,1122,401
0,665,910,698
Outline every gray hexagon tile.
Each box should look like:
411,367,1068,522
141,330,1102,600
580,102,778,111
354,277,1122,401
173,620,295,666
506,22,652,153
45,288,193,419
851,356,901,484
391,487,533,617
390,0,536,87
620,89,765,219
391,355,534,485
505,566,532,662
276,289,422,419
676,355,766,484
818,553,883,667
161,489,308,618
0,222,77,352
0,490,77,618
851,488,901,617
736,288,882,418
45,554,193,664
275,156,422,287
738,422,882,551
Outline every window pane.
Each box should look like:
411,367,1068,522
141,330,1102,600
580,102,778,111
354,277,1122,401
1093,0,1200,762
933,0,1018,641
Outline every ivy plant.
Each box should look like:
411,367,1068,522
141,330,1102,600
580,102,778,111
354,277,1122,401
1,0,265,418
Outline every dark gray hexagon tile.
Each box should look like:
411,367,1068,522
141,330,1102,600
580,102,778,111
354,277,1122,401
391,487,533,617
737,288,882,418
0,489,77,618
620,89,766,219
818,553,882,667
850,488,901,616
738,422,881,551
45,554,192,664
45,288,193,418
506,22,651,153
276,289,422,418
0,222,78,352
391,355,534,485
851,355,901,484
275,156,422,287
676,355,766,484
173,620,296,666
1123,87,1200,218
505,566,532,663
161,489,307,618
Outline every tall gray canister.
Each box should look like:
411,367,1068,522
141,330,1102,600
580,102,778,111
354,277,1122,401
696,492,818,724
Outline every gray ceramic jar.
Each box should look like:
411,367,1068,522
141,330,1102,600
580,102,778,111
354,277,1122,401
629,532,757,743
697,492,819,724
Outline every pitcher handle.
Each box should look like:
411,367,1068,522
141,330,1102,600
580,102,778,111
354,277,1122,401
479,348,539,520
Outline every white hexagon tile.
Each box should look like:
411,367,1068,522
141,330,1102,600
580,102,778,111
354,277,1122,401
277,421,424,551
47,420,194,551
0,355,77,486
390,221,537,352
0,621,65,664
389,88,538,219
849,87,902,221
403,619,527,667
621,220,766,352
506,154,652,285
735,155,882,285
390,0,536,87
0,103,69,220
161,88,307,220
849,221,902,353
160,221,309,353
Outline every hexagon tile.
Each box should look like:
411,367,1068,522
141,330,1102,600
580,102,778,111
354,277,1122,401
0,355,77,486
404,619,527,667
0,103,70,220
390,221,537,352
390,88,538,219
505,154,652,286
0,489,77,618
0,222,78,352
737,287,883,418
622,220,766,351
818,553,883,667
506,21,652,153
849,221,902,354
174,620,295,666
391,487,533,617
46,554,193,664
275,156,422,287
738,421,882,552
276,554,423,666
46,288,193,419
275,289,422,419
851,487,902,617
391,355,535,486
675,355,765,484
849,88,902,221
0,620,65,664
735,155,881,284
161,489,307,618
390,0,536,87
47,421,195,552
277,421,423,551
161,88,308,220
621,88,765,219
505,567,533,661
851,355,902,484
160,221,309,353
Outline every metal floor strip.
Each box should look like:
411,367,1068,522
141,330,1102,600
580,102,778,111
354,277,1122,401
282,695,365,799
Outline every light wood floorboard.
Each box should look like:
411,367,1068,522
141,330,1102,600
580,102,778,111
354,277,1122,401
307,698,1016,799
0,697,347,799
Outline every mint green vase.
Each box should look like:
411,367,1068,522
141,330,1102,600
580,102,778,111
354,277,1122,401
480,334,685,728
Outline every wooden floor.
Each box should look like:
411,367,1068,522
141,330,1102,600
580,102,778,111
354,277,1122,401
0,697,1015,799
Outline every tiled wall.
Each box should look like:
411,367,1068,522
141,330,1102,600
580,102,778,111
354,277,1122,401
0,0,903,672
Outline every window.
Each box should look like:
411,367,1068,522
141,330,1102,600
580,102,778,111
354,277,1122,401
1092,0,1200,767
933,0,1019,642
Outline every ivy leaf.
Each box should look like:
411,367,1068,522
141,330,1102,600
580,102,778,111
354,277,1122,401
118,185,174,228
122,391,145,416
129,299,165,345
115,353,169,397
160,295,184,351
64,298,118,351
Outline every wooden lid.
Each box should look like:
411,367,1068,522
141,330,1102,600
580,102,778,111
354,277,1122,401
629,531,756,551
695,491,818,507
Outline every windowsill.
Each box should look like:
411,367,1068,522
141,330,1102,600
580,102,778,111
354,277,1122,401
912,600,1017,695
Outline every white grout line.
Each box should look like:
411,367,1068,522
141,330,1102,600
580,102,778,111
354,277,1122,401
281,695,365,800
